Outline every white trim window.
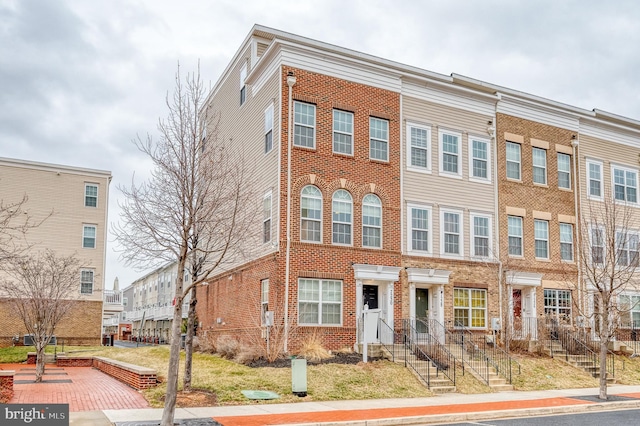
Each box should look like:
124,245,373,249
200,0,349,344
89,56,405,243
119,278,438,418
408,205,431,253
591,226,604,265
263,192,272,244
332,190,352,245
557,153,571,189
613,165,638,204
301,185,322,242
239,62,247,106
471,214,491,257
560,223,574,262
298,278,342,326
544,289,571,320
506,142,521,180
508,215,523,256
83,225,96,249
439,130,461,177
264,103,274,153
362,194,382,248
369,117,389,161
532,147,547,185
294,102,316,148
534,219,549,259
616,230,639,267
619,294,640,327
85,184,98,207
407,123,431,172
81,269,94,295
454,288,486,328
333,110,353,155
261,279,269,326
469,137,490,182
587,160,603,199
441,209,462,256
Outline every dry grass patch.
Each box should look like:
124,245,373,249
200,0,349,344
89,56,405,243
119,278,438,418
612,355,640,385
510,354,598,391
454,370,493,394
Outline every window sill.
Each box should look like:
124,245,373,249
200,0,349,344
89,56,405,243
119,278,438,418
369,158,390,164
535,257,551,262
533,183,548,188
506,177,522,183
508,254,524,259
558,187,573,192
407,250,433,257
407,167,432,175
469,177,492,185
293,145,316,151
439,172,463,180
440,253,463,259
332,151,354,158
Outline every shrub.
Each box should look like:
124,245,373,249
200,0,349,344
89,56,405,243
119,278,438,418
216,335,239,359
297,330,331,363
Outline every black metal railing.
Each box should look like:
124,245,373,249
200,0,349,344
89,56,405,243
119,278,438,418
615,321,640,356
402,319,456,387
379,319,403,363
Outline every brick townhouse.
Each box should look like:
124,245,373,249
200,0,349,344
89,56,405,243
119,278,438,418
189,25,640,353
0,157,112,346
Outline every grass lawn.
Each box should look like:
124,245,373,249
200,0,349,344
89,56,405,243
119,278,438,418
2,344,639,407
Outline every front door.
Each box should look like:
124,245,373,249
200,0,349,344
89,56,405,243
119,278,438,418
416,288,429,333
363,285,379,309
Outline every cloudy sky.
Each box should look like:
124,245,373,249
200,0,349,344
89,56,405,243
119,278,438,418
2,0,639,289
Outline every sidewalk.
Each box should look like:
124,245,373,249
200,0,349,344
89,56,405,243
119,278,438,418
74,385,640,426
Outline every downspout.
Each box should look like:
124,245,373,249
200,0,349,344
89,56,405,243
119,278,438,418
284,71,296,353
492,94,503,331
572,136,582,315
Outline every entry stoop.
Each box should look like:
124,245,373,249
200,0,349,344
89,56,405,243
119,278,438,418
355,343,384,358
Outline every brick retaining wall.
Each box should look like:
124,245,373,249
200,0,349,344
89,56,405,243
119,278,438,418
91,357,157,390
0,371,14,403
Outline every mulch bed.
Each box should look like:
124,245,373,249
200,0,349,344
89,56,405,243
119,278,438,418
248,352,383,368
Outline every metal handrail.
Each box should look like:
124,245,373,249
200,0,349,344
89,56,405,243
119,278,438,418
402,319,456,387
378,319,402,363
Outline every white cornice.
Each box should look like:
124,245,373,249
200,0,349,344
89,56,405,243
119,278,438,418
353,264,401,282
406,268,452,285
506,270,543,287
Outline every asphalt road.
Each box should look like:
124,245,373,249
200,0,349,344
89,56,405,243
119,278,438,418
437,408,640,425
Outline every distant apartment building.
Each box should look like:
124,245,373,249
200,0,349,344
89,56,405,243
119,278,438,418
0,157,112,346
144,25,640,355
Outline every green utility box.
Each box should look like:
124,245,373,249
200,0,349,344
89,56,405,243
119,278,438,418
291,358,307,397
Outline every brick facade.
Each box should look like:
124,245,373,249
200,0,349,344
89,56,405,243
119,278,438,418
0,300,102,346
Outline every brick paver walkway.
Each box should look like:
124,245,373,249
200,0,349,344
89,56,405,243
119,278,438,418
2,363,150,412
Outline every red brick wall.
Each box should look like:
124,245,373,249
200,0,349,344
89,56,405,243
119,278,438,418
91,358,157,390
197,67,402,352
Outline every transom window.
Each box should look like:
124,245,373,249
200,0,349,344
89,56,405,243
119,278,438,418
616,230,639,267
333,110,353,155
81,269,94,295
508,216,523,256
83,225,96,249
301,185,322,242
409,206,430,252
85,184,98,207
408,124,430,171
470,138,489,180
332,190,352,245
613,166,637,203
506,142,521,180
369,117,389,161
263,192,272,244
454,288,486,328
587,160,603,198
362,194,382,248
294,102,316,148
560,223,574,261
442,211,461,255
440,131,461,175
532,148,547,185
264,104,274,153
557,153,571,189
471,214,490,257
298,279,342,325
544,289,571,320
534,219,549,259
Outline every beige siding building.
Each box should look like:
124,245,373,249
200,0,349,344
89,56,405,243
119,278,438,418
0,157,111,346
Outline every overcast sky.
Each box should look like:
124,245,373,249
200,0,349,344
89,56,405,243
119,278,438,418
2,0,639,290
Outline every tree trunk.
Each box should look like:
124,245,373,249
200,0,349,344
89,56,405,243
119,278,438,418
160,289,184,426
183,285,197,391
599,339,608,400
35,344,46,383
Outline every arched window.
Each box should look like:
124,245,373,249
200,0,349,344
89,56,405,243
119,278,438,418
332,190,352,245
362,194,382,248
301,185,322,242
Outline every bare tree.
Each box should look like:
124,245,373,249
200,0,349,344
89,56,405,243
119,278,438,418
576,191,640,400
0,195,48,265
0,250,81,382
113,64,257,426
